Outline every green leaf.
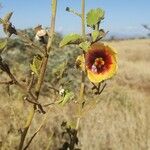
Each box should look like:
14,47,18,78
58,90,74,106
91,30,105,42
0,39,7,53
3,12,13,23
79,41,91,51
52,61,67,78
59,33,83,47
30,55,42,76
92,31,99,42
86,8,105,28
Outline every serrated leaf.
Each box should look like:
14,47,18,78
92,30,105,42
92,31,100,42
3,12,13,23
30,55,42,76
0,39,7,53
86,8,105,27
92,30,106,42
58,90,74,106
79,41,91,51
59,33,83,47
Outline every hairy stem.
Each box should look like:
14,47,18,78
66,7,81,18
35,56,48,98
47,0,57,52
18,106,35,150
18,0,57,149
81,0,85,37
76,0,85,130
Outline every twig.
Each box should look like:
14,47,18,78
0,57,46,113
27,72,35,92
47,0,57,52
98,82,107,95
24,108,51,150
91,82,100,90
24,97,40,106
6,70,39,103
81,0,85,38
6,69,26,90
16,31,45,54
91,81,106,95
0,80,13,85
18,106,35,150
35,56,48,98
48,86,59,93
23,120,45,150
43,102,55,107
66,7,81,18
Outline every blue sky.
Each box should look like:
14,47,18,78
0,0,150,37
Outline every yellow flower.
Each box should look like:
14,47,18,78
76,42,117,83
75,54,85,71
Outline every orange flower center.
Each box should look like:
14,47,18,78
94,57,105,68
91,57,105,73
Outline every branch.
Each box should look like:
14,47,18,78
27,72,35,92
16,31,45,54
24,96,40,105
18,106,35,150
0,57,45,113
35,56,48,98
47,0,57,52
98,82,107,95
66,7,81,18
0,80,13,85
24,108,50,150
19,0,57,149
48,85,59,93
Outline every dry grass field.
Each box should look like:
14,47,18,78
0,39,150,150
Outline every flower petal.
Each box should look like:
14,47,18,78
76,54,85,71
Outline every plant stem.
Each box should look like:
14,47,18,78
66,7,81,18
35,56,48,98
81,0,85,37
36,0,57,97
47,0,57,52
18,106,35,150
23,112,48,150
18,0,57,149
76,0,85,130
